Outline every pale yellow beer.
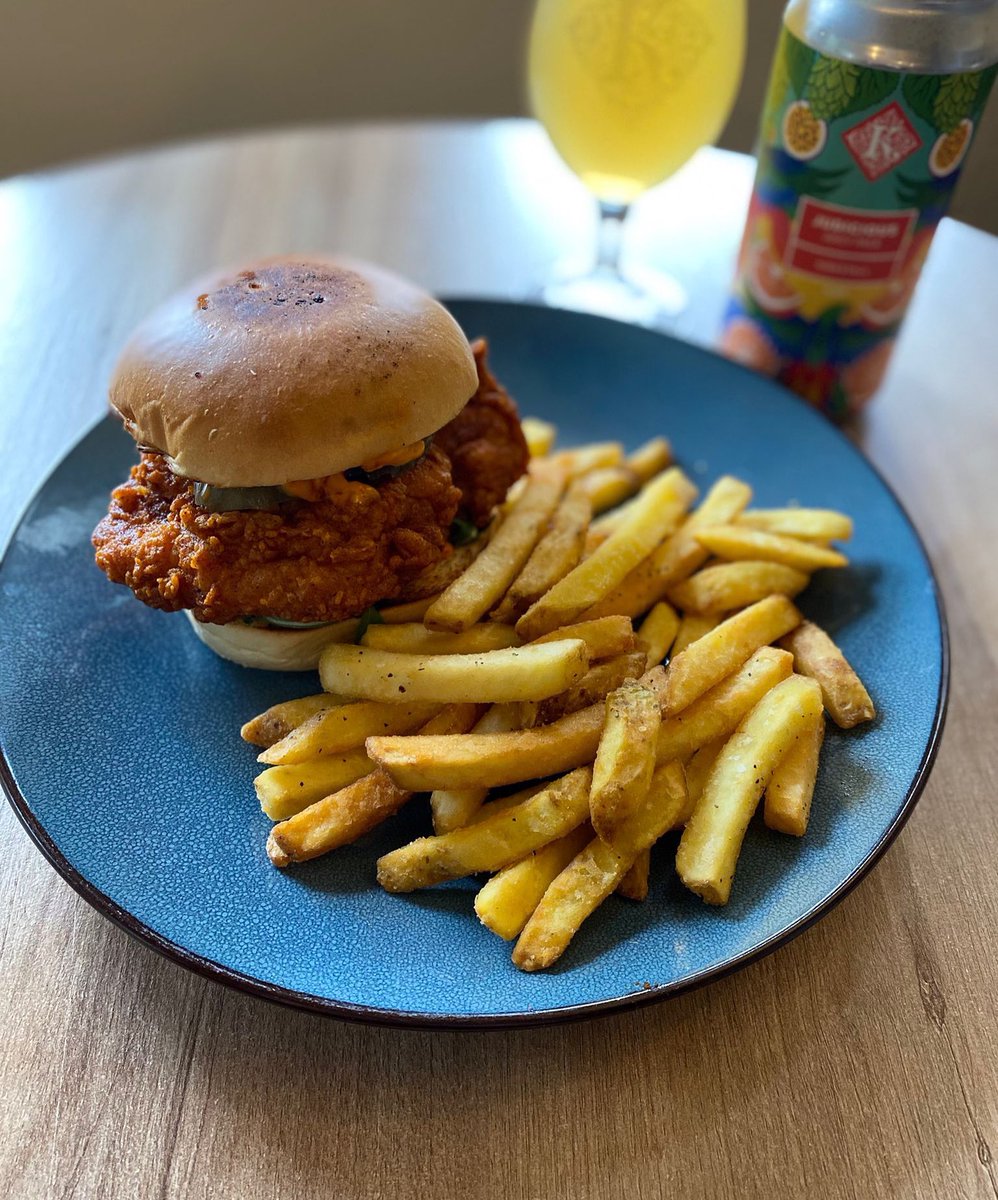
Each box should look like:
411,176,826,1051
529,0,747,204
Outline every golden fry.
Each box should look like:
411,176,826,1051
670,613,720,656
377,768,593,892
532,650,647,725
512,761,686,970
616,851,650,901
584,475,752,620
517,468,698,638
695,525,848,571
765,708,825,836
530,614,637,660
240,694,347,748
739,507,853,542
637,601,680,668
590,683,661,856
684,737,726,805
658,595,801,717
257,699,440,766
254,752,374,821
424,462,566,632
547,441,624,477
676,675,823,904
656,646,794,763
267,769,409,866
362,622,520,655
430,703,523,833
377,595,438,624
626,437,672,482
573,466,640,515
491,482,592,622
780,620,876,728
668,561,809,615
367,703,605,791
319,638,589,704
474,824,592,940
521,416,557,457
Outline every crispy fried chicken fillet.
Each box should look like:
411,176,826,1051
435,339,527,527
92,342,527,625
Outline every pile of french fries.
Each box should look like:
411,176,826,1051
241,419,875,971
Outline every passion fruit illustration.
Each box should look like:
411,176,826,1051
929,118,973,177
782,100,828,161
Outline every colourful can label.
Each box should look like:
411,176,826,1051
722,25,996,418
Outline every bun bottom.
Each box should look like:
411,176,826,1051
184,611,358,671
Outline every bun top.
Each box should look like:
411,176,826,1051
109,256,478,486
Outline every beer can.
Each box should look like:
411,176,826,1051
721,0,998,418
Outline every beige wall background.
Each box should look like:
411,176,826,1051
1,0,994,231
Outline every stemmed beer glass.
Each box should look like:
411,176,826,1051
528,0,747,323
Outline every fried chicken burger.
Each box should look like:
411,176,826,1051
92,257,529,669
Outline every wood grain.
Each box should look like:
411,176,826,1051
1,121,996,1200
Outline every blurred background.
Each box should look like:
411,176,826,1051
1,0,994,231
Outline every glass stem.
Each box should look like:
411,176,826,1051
595,201,629,278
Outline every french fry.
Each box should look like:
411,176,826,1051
684,737,726,805
739,507,853,543
468,782,548,825
530,615,637,661
474,824,593,940
368,702,605,791
267,769,409,866
376,768,593,892
255,751,374,820
668,561,809,615
626,436,672,482
657,595,801,717
521,416,557,457
573,466,640,515
512,761,687,970
590,683,661,856
656,646,794,763
431,703,523,833
377,595,438,624
616,851,650,901
361,622,520,655
531,650,647,725
240,694,348,748
584,475,752,620
423,462,566,631
491,482,592,622
671,613,720,656
257,699,441,766
765,708,825,836
517,468,698,639
694,526,848,572
404,537,489,601
267,703,481,865
547,441,624,477
677,674,823,904
780,620,876,728
637,601,680,668
319,638,589,705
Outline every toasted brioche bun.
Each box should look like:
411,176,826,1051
185,611,359,671
110,256,477,487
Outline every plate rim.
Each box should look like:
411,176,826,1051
0,300,950,1030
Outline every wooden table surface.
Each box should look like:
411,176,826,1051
1,120,996,1200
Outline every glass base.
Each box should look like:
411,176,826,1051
538,265,686,329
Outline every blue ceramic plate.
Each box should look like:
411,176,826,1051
0,301,947,1028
